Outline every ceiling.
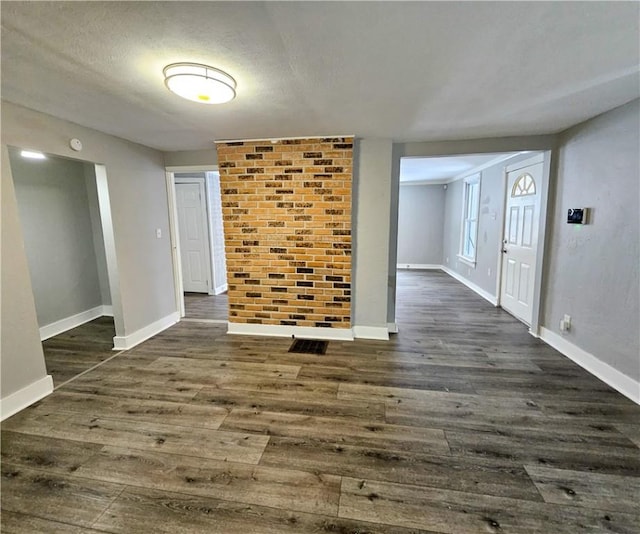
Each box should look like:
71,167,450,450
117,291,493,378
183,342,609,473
400,153,516,184
2,2,638,152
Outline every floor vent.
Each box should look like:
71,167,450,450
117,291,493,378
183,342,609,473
288,338,328,355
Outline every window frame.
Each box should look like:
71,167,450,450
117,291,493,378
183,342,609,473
458,173,481,267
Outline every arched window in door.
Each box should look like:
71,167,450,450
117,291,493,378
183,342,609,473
512,172,536,197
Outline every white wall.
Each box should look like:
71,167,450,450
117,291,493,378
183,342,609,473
397,184,445,266
1,102,175,408
542,99,639,382
9,149,107,327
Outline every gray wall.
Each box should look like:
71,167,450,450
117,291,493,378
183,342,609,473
352,139,394,331
442,152,537,296
542,99,640,381
9,149,107,327
1,101,174,402
164,148,217,167
397,184,445,266
1,146,48,398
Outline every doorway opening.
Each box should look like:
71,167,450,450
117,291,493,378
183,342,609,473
393,150,551,335
167,168,228,323
8,147,123,386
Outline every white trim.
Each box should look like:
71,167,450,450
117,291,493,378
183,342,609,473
113,312,180,350
396,263,442,270
441,266,498,306
353,326,389,340
456,255,476,268
228,322,354,341
166,171,185,318
39,305,109,341
388,322,399,334
213,283,228,295
181,318,228,325
215,135,354,144
506,152,544,172
540,327,640,405
1,375,54,421
102,305,113,317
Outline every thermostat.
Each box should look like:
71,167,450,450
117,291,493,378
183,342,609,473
69,138,83,151
567,208,588,224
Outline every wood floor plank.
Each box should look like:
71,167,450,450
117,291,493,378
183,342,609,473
444,429,640,476
615,424,640,447
29,390,229,430
1,431,102,475
1,463,124,528
3,414,268,465
145,355,302,379
75,446,340,517
221,408,450,454
339,476,640,534
261,436,542,501
525,465,640,513
191,387,386,421
0,510,107,534
62,376,203,402
93,485,432,534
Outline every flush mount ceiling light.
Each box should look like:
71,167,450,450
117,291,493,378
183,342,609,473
20,150,46,160
163,62,236,104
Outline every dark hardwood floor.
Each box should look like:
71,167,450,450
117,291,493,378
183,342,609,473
184,292,228,321
42,316,116,387
2,271,639,533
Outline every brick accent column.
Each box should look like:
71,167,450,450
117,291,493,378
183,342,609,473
216,137,353,329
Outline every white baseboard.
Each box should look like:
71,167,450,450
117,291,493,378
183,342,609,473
227,322,354,341
353,325,390,340
397,263,442,270
102,305,113,317
388,322,399,334
1,375,54,421
113,311,180,350
40,305,111,340
441,266,498,306
540,327,640,405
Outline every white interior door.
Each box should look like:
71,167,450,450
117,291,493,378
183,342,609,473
176,182,210,293
500,155,543,325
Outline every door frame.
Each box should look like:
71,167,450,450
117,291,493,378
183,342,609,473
175,176,213,295
165,165,219,318
496,150,552,337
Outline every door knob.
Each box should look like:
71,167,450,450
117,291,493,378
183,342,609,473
501,248,508,254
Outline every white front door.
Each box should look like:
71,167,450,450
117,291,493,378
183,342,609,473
176,182,210,293
500,155,543,325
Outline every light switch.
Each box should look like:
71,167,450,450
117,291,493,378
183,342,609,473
156,228,162,239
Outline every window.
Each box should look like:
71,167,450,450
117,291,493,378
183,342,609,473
459,173,481,265
511,172,536,197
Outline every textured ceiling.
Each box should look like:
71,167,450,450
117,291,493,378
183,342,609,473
2,2,638,151
400,154,513,183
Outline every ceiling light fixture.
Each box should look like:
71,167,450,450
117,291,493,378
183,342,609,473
21,150,46,160
163,62,236,104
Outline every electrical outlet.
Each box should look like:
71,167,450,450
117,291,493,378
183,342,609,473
487,268,491,277
560,314,571,333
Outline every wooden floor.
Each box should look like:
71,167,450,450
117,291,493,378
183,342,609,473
42,316,116,387
2,271,639,533
184,292,228,321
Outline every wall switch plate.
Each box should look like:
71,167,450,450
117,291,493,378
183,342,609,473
156,228,162,239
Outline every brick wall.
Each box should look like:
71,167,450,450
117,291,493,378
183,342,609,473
216,137,353,329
